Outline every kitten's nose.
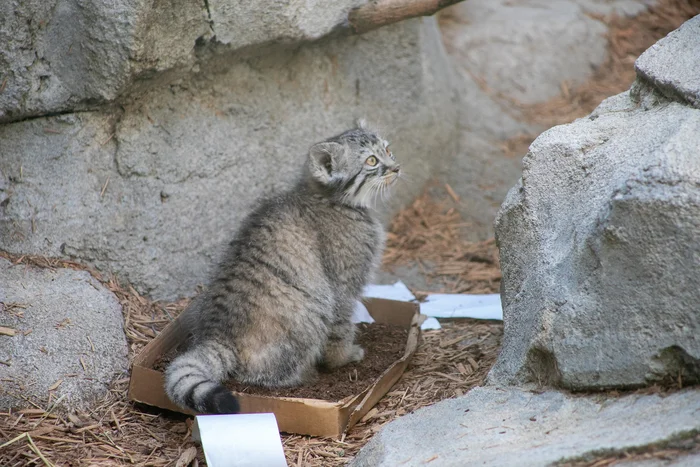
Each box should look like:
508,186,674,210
390,165,401,174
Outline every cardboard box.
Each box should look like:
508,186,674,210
128,298,421,437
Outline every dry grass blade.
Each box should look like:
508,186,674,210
0,326,17,336
0,433,54,467
176,446,198,467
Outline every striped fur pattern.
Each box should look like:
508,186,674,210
165,123,401,414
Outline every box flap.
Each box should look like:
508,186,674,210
344,311,421,430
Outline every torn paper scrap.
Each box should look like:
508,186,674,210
420,317,441,330
420,293,502,320
192,413,287,467
351,300,375,324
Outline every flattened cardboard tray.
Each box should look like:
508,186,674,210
128,297,421,437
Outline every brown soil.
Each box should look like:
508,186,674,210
152,323,408,402
228,323,408,400
153,344,185,372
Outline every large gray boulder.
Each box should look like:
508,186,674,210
0,258,128,411
0,18,458,300
488,16,700,389
351,386,700,467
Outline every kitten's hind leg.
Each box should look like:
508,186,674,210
246,339,322,388
321,319,364,370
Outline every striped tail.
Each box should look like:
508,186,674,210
164,341,240,414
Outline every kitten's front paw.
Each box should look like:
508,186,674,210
349,345,365,363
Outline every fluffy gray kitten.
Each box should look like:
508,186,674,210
164,123,400,414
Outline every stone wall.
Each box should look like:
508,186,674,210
0,1,459,300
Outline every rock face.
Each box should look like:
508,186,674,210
208,0,365,49
0,17,459,300
0,0,209,122
0,258,128,411
440,0,608,106
351,386,700,467
488,15,700,389
0,0,370,123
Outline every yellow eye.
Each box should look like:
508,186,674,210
366,155,378,166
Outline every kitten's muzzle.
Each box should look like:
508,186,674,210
383,166,401,185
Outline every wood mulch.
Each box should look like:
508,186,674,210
383,182,502,297
0,184,503,466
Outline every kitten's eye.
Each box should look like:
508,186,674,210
366,155,378,166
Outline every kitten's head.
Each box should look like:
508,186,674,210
307,121,401,208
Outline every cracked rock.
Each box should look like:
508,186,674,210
0,0,210,123
635,14,700,109
0,0,372,123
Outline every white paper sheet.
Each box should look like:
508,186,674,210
355,282,503,327
362,281,416,302
419,293,503,320
192,413,288,467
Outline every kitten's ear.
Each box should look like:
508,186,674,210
309,142,344,184
356,118,383,136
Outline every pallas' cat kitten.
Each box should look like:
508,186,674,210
165,122,400,414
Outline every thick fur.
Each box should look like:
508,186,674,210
165,125,400,414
